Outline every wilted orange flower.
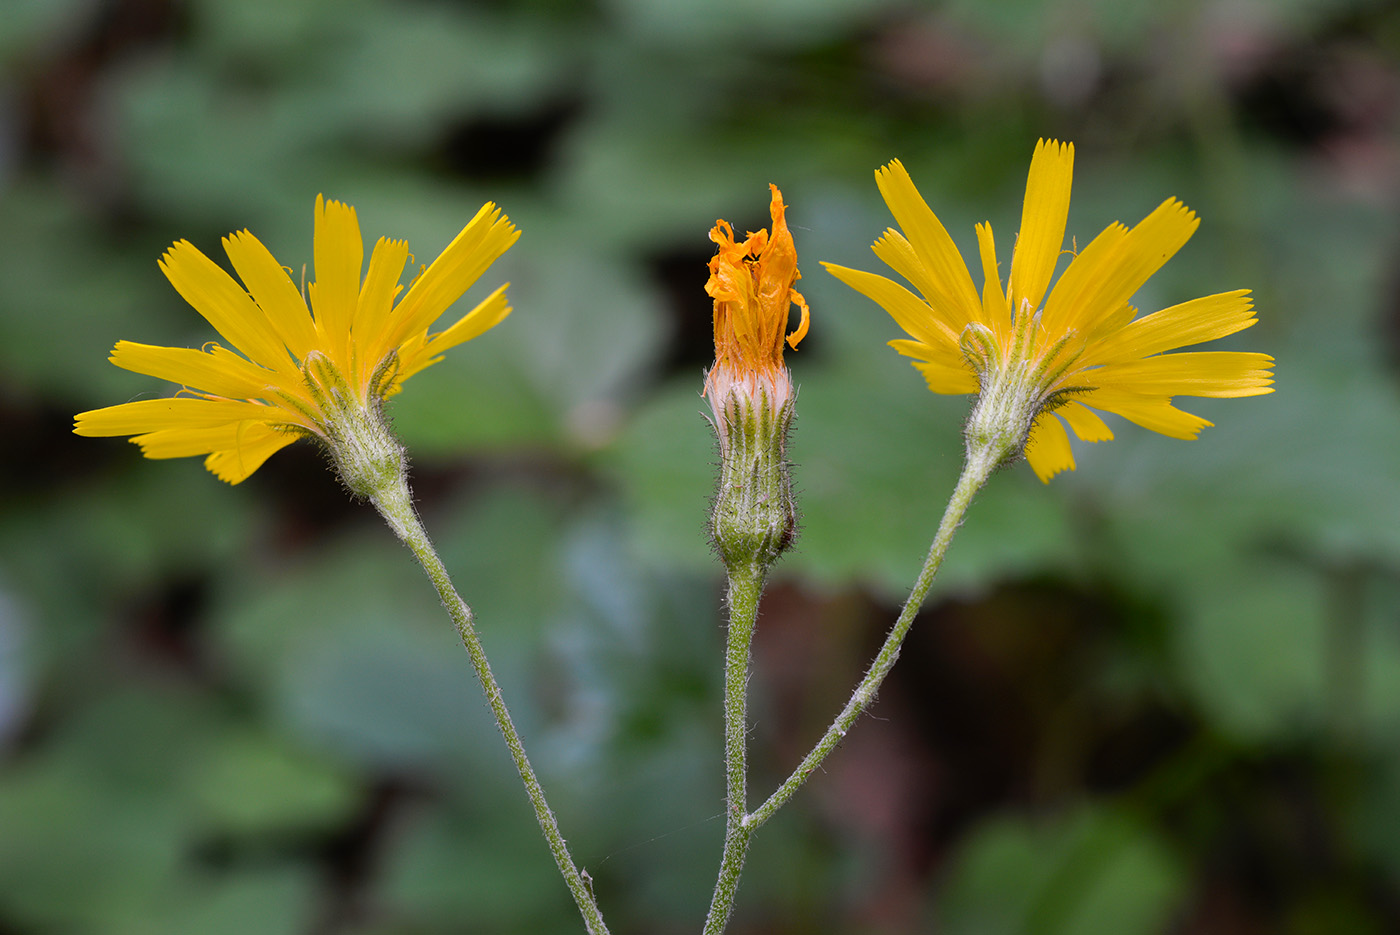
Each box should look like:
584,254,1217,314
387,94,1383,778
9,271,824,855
704,184,811,408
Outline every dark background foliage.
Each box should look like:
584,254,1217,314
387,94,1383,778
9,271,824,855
3,0,1400,932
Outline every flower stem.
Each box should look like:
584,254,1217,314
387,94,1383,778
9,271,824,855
702,561,765,935
371,476,610,935
701,444,999,934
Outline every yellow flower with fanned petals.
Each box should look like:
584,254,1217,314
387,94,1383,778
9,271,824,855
703,183,811,412
74,196,519,484
824,140,1275,482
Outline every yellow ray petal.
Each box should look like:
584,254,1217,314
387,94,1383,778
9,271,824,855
1024,413,1074,482
821,262,959,350
1008,139,1073,314
1052,199,1200,336
311,195,364,362
1080,388,1213,439
871,229,976,332
974,221,1011,333
1094,351,1275,398
873,161,981,328
131,420,293,458
222,230,317,359
416,284,511,358
1057,400,1113,442
204,427,300,484
396,286,512,384
158,241,292,372
909,357,982,395
1087,303,1138,344
109,341,285,400
385,204,520,350
74,397,282,436
1087,290,1256,364
353,236,411,386
1040,221,1129,334
888,337,973,374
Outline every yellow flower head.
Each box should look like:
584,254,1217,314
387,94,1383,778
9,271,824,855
824,140,1275,481
704,184,811,408
74,196,519,484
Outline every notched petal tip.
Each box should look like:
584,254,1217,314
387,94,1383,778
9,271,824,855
315,193,355,215
871,228,903,254
1034,138,1075,160
874,158,908,185
157,239,199,274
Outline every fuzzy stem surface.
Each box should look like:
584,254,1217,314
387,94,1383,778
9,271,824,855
702,562,765,935
372,476,610,935
700,443,998,934
750,445,995,825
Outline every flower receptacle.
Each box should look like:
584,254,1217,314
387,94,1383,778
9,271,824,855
301,351,407,500
708,379,797,572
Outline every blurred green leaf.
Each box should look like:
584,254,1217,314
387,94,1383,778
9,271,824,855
394,242,665,457
217,486,584,771
389,339,560,454
0,0,92,61
0,756,184,929
308,3,569,140
605,0,896,48
0,181,172,402
378,804,577,934
0,588,32,746
110,55,324,224
1178,559,1329,741
131,870,316,935
190,729,361,837
936,805,1185,935
0,688,211,929
0,462,258,685
215,528,485,770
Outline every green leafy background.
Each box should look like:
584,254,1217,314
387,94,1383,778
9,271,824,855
3,0,1400,932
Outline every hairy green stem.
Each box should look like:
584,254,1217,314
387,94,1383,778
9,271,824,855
701,444,998,934
371,476,610,935
702,562,765,935
751,446,995,824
